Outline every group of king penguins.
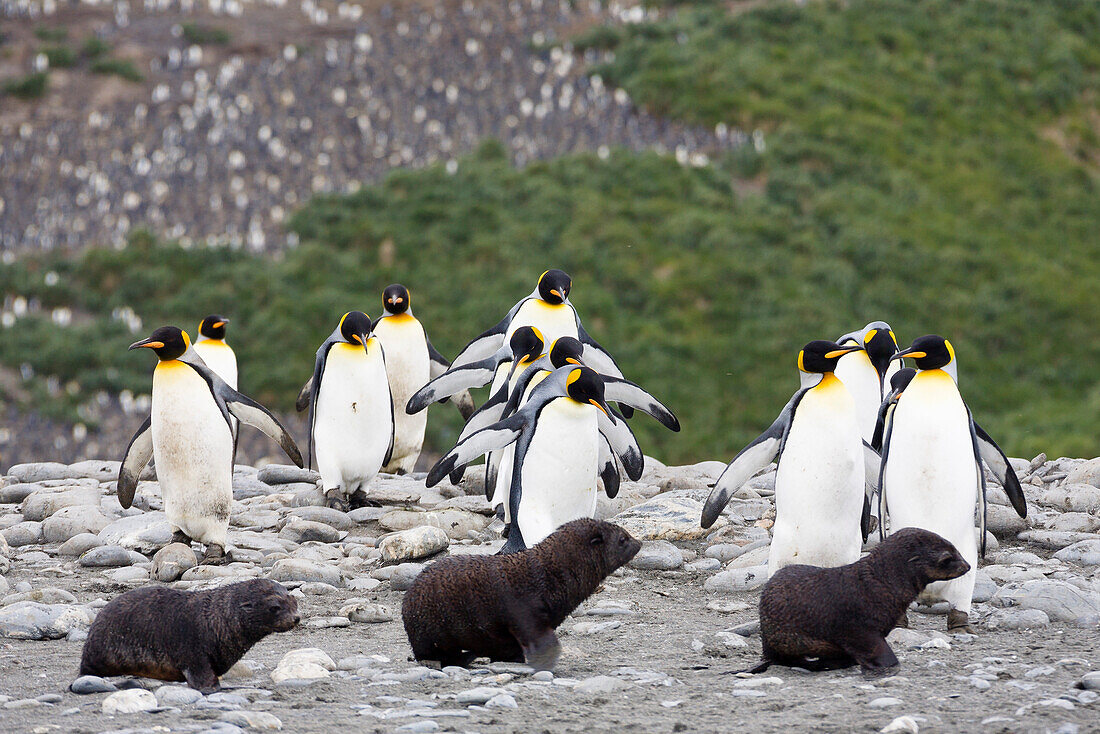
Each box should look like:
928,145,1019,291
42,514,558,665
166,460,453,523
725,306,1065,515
116,273,1027,634
117,270,679,565
701,323,1029,633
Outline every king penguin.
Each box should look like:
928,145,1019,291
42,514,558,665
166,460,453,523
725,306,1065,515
834,321,901,442
193,315,238,389
426,366,644,553
119,326,303,563
878,334,1027,633
295,286,476,474
702,341,880,576
307,311,395,511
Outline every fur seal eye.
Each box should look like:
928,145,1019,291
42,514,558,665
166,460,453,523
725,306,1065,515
936,552,956,568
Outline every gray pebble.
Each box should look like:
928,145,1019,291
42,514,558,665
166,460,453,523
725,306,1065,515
79,544,136,568
70,675,118,694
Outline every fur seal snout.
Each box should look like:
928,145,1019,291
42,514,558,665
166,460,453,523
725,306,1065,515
402,518,641,671
78,579,299,693
747,527,969,675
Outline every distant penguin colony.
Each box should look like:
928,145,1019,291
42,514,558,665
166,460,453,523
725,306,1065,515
97,268,1033,691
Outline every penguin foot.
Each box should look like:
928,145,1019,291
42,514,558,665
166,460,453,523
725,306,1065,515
171,529,192,546
200,544,231,565
947,610,975,634
894,612,909,629
348,489,372,510
323,489,350,513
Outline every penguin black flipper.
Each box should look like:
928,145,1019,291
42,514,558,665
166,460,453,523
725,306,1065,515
972,422,1027,518
860,441,882,542
598,433,621,499
701,390,807,529
876,400,899,542
871,398,891,453
425,413,529,488
426,338,477,420
449,300,525,369
305,337,340,470
224,391,305,469
178,355,305,468
968,411,994,559
601,376,679,431
294,376,313,413
406,352,507,414
118,416,153,509
597,407,643,481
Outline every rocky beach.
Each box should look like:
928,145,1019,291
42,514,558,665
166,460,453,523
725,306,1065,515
0,452,1098,732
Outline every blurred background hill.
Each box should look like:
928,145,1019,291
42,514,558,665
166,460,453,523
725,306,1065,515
1,0,1098,467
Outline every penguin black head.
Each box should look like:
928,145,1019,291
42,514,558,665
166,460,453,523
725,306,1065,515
889,367,917,394
549,336,584,368
339,311,373,347
537,269,571,305
797,340,863,374
129,326,190,361
383,284,410,315
862,323,899,378
565,366,614,422
198,314,230,341
893,334,955,371
509,326,545,363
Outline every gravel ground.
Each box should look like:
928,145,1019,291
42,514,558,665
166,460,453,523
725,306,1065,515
1,455,1098,732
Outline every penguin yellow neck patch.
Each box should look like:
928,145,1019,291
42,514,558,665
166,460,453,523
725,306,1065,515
385,313,416,324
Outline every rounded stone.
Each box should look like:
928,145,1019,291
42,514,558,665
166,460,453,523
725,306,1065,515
70,675,118,694
102,688,158,714
378,526,449,563
152,542,199,582
80,545,136,568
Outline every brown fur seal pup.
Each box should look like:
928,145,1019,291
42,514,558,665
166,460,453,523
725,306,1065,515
78,579,299,693
745,527,969,675
402,518,641,670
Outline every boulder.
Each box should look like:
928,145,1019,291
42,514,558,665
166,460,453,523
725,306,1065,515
97,513,174,554
42,505,112,543
378,509,490,540
611,491,727,541
378,526,449,563
991,579,1100,626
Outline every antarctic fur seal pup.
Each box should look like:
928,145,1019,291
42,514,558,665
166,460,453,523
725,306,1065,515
78,579,299,693
402,518,641,670
745,527,970,675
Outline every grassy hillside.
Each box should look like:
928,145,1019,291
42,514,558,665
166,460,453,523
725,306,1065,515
2,0,1099,461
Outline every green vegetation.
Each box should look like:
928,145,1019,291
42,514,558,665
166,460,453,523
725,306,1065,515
181,23,231,46
1,0,1098,461
90,57,144,82
81,36,110,59
3,71,48,99
34,26,68,42
42,45,76,68
3,135,1098,461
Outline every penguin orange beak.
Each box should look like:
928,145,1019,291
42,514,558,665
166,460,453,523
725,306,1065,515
565,357,581,365
550,289,564,300
825,345,863,359
589,398,615,423
892,347,925,361
212,320,227,329
129,338,163,351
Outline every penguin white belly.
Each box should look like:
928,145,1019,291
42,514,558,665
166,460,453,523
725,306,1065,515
505,299,578,346
515,399,599,547
884,372,979,612
151,361,233,547
193,340,238,389
375,316,430,474
769,376,864,576
834,350,882,443
314,342,392,497
485,362,512,510
490,368,550,522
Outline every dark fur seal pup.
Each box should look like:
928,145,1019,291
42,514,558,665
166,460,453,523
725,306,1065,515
745,527,969,675
402,518,641,670
79,579,299,693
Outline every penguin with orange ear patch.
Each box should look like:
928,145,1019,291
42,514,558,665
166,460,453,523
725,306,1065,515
119,326,302,564
702,341,882,576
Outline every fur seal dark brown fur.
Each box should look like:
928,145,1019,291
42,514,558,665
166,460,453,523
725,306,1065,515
746,527,970,674
78,579,299,692
402,518,641,670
